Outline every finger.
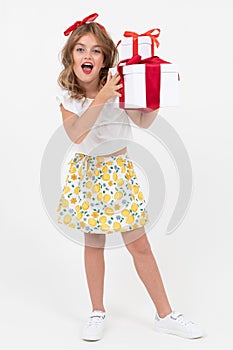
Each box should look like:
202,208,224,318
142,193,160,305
114,91,122,97
113,72,120,79
116,83,123,89
107,70,112,82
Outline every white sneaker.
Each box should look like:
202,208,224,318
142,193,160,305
82,310,106,341
154,310,205,339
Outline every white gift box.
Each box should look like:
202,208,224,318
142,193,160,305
122,63,180,109
119,35,159,60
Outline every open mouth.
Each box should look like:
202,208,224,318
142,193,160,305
81,63,93,74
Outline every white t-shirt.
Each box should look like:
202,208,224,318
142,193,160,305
56,85,134,156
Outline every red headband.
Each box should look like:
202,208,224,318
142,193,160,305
64,13,106,36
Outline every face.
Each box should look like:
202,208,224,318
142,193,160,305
72,33,105,88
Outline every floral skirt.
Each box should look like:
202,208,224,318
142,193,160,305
56,152,149,234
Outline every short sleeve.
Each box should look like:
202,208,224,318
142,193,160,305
56,85,83,115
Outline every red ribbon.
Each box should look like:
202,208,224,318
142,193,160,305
117,55,170,112
64,13,106,36
122,28,160,56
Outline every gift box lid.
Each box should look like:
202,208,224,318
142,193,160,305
121,36,154,46
122,62,178,75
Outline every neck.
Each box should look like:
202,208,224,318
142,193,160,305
80,78,99,99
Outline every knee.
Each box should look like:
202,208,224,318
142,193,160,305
84,233,106,249
126,238,152,257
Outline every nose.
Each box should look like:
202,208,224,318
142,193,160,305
84,49,92,59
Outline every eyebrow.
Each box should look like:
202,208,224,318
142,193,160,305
74,43,102,48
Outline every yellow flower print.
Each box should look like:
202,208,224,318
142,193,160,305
96,156,104,163
80,174,84,180
116,157,124,166
133,185,139,194
108,180,113,186
75,205,80,212
87,192,92,199
78,167,82,176
99,216,107,223
128,170,135,178
92,184,100,193
91,212,99,218
126,216,134,224
138,191,144,200
69,166,76,174
133,223,139,230
125,173,130,180
117,178,124,186
121,165,126,173
61,197,69,208
103,194,111,203
71,174,77,180
63,186,70,194
131,203,138,212
70,197,77,204
122,209,130,217
102,165,108,173
140,218,146,225
97,192,103,201
80,221,86,229
63,214,72,224
65,175,69,182
86,181,92,189
87,171,92,178
113,172,118,181
102,173,110,181
76,212,83,220
113,222,121,231
88,218,97,227
114,203,121,211
94,168,100,176
114,191,123,200
105,207,114,216
74,186,80,195
106,161,113,165
87,162,91,171
128,161,133,169
100,223,110,231
57,205,61,212
96,162,102,168
82,201,90,210
69,223,76,228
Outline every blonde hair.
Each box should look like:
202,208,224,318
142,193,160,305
58,22,118,100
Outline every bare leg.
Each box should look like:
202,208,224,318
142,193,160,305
121,227,172,318
84,233,106,312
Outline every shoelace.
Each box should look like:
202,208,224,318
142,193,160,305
170,312,193,326
86,315,105,328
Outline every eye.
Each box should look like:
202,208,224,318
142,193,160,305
76,47,84,52
92,49,101,54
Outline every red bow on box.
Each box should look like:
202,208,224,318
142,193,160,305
118,28,161,57
64,13,106,36
117,54,171,112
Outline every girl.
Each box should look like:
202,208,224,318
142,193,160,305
56,13,204,341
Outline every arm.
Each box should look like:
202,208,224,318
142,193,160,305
126,108,159,129
60,72,122,144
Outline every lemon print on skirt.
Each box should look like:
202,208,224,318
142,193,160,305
57,152,149,234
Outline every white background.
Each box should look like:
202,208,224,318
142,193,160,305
1,0,233,348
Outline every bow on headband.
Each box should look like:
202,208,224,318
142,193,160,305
64,13,106,36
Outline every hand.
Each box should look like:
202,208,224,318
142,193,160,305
97,71,123,102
